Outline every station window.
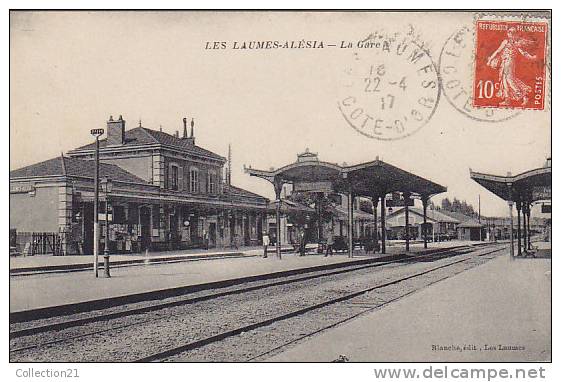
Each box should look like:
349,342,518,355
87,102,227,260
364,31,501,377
208,170,217,194
190,167,199,193
112,205,126,224
169,165,179,191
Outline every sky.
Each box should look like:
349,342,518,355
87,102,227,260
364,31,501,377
10,11,551,217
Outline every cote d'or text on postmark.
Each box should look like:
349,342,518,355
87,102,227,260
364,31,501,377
337,30,441,141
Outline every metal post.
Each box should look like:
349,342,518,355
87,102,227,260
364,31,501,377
526,202,532,249
348,192,353,258
422,197,428,249
380,195,386,254
404,192,410,253
522,201,528,251
373,197,378,253
274,179,282,260
93,136,100,277
516,201,522,256
508,201,514,259
478,194,481,223
104,196,111,278
316,193,321,243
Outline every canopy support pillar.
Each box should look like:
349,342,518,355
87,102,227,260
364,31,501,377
317,193,324,244
516,201,522,257
273,178,283,260
422,196,429,249
522,201,528,251
526,202,532,249
372,197,379,253
508,200,514,259
380,195,386,254
404,192,411,253
348,191,354,258
507,183,515,259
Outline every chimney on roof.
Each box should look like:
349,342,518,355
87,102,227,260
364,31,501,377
107,115,125,146
182,118,188,138
182,117,196,145
191,118,194,138
175,130,179,138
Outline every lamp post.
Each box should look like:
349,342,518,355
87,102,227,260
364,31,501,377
90,128,104,277
100,177,113,278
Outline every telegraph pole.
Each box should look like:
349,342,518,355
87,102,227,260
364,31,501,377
478,194,481,223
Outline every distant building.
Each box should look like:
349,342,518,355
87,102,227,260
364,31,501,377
386,207,460,240
438,210,485,241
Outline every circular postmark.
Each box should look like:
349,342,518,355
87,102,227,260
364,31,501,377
337,30,441,141
439,26,520,122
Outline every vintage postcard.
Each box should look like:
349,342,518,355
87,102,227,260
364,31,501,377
8,9,551,374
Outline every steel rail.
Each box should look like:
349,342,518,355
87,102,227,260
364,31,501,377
133,246,505,362
10,245,475,340
10,244,501,357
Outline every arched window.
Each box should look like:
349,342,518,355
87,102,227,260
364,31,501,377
190,167,199,193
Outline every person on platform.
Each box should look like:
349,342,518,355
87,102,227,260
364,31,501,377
262,231,270,258
203,230,209,250
298,229,307,256
232,233,240,250
325,228,334,257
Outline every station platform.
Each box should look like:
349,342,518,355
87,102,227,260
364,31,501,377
531,241,551,258
266,252,551,362
9,241,481,316
9,246,272,274
9,240,487,274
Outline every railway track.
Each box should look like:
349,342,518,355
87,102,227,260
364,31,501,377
10,243,505,362
10,245,474,334
138,245,505,362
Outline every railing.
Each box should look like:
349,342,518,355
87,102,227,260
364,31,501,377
11,231,64,256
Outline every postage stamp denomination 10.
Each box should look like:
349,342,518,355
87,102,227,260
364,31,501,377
473,20,547,110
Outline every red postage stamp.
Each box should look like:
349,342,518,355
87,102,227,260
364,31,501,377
473,20,548,110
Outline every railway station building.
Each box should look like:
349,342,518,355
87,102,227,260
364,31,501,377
10,116,277,255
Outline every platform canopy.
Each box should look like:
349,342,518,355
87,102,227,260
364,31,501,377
245,150,447,258
470,159,552,204
245,149,447,199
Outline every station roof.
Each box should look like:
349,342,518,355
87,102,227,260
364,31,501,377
245,150,447,198
70,127,226,162
387,207,461,224
10,155,150,185
470,159,551,203
457,221,484,228
266,199,315,214
332,205,375,221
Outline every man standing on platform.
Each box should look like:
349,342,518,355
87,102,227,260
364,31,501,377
203,229,209,250
262,231,270,258
325,228,334,257
298,228,307,256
